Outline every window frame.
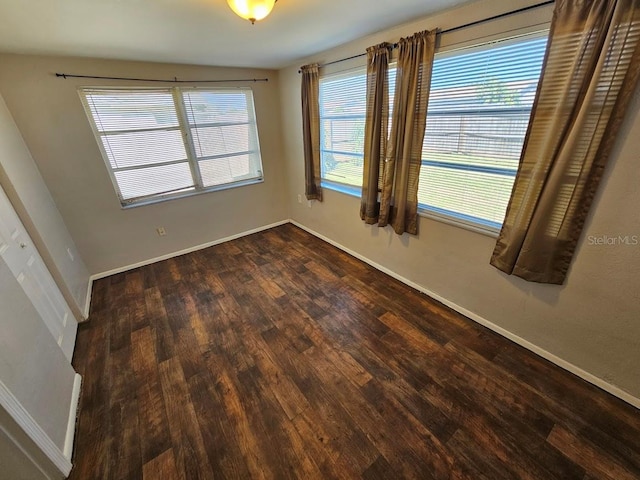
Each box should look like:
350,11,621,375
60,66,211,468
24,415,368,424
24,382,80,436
318,29,549,237
79,86,264,208
418,30,548,235
318,66,369,192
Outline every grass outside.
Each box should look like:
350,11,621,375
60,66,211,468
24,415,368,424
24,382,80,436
323,152,516,225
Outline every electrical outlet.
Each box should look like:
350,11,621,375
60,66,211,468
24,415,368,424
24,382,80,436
66,247,74,261
297,194,302,204
156,227,167,236
307,200,313,208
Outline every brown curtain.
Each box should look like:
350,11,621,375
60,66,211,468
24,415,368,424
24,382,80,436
491,0,640,284
360,43,393,224
380,30,436,235
301,63,322,201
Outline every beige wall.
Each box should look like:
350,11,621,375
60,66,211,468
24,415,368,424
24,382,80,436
0,407,64,480
279,0,640,400
0,94,89,317
0,55,288,275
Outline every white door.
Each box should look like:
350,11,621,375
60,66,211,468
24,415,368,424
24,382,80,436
0,186,76,362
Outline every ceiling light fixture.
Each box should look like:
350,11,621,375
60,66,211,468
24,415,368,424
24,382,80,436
227,0,277,24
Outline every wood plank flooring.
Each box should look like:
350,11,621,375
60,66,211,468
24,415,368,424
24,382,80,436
69,223,640,480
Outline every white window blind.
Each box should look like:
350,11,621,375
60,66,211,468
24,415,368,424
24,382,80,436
319,71,367,188
419,32,548,231
182,89,262,188
320,69,398,190
80,87,263,207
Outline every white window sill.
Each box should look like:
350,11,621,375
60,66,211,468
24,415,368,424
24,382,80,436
320,179,500,238
121,177,264,209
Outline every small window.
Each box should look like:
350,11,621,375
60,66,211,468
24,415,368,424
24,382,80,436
80,87,263,207
320,69,398,193
319,70,367,190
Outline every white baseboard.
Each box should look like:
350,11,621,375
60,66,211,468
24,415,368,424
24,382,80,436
0,379,72,477
289,220,640,410
90,220,290,281
63,374,82,461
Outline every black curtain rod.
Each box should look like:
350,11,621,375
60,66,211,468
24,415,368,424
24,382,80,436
298,0,554,72
55,73,269,83
440,0,554,35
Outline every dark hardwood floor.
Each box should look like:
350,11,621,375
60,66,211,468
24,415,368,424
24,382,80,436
69,223,640,480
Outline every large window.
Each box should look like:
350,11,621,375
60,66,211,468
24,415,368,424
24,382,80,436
319,31,548,232
420,33,547,230
80,87,263,207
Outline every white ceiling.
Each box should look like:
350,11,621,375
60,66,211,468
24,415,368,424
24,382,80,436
0,0,470,69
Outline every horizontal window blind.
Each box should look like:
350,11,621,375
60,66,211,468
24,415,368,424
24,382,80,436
82,89,192,201
319,70,367,187
319,69,397,188
80,87,263,206
420,32,548,230
182,89,262,188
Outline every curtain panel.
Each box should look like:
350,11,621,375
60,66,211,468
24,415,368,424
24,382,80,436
361,30,437,235
301,63,323,201
360,43,393,224
381,30,436,235
491,0,640,284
